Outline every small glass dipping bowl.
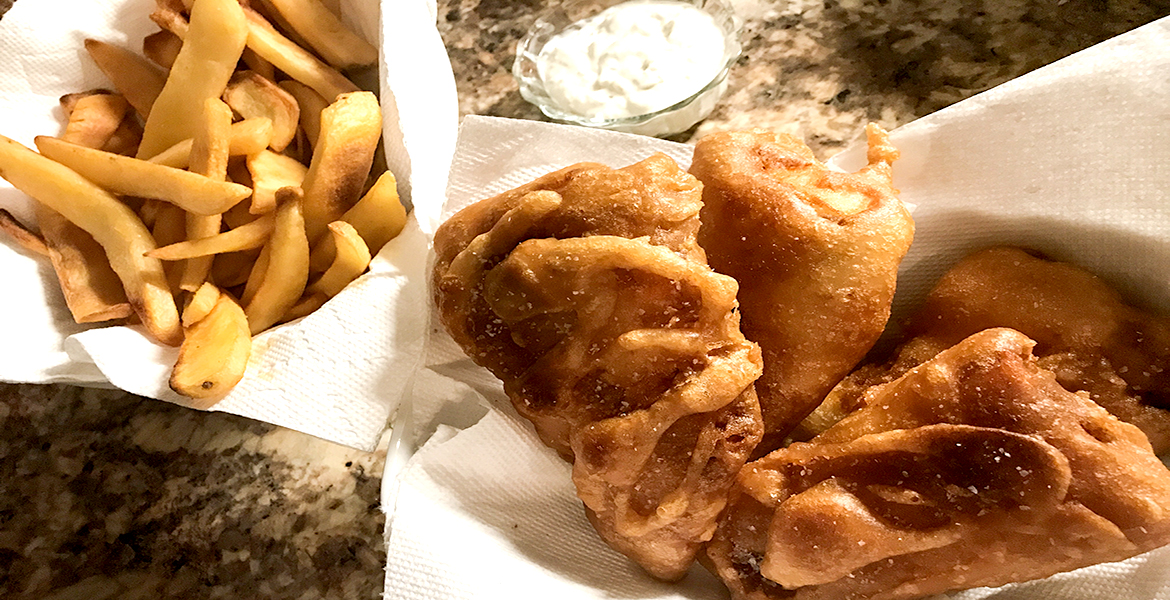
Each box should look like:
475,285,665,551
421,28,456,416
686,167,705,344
513,0,742,138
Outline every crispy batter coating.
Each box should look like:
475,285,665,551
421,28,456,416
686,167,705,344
706,328,1170,600
432,154,765,580
690,125,914,452
804,247,1170,452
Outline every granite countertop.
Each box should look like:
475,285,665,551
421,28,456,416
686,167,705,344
2,0,1168,598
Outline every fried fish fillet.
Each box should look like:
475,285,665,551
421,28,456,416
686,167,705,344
706,328,1170,600
690,125,914,453
802,247,1170,453
432,154,764,580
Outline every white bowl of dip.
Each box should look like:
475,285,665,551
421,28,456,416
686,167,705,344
513,0,742,138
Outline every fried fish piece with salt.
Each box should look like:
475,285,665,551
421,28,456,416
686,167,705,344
432,155,764,581
706,328,1170,600
690,125,914,453
803,247,1170,453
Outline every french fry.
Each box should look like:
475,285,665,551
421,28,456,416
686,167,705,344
182,281,221,327
0,208,49,257
83,40,167,119
35,136,251,216
278,80,327,150
282,291,326,322
138,0,248,159
258,0,378,70
148,212,275,260
239,6,359,102
244,186,308,334
0,135,181,345
152,204,188,294
60,93,131,150
170,288,251,407
306,220,369,298
308,171,404,272
102,114,145,156
241,48,277,82
143,30,183,69
37,206,135,323
241,243,271,305
150,7,190,38
301,91,381,243
247,149,308,214
211,248,261,288
181,98,234,292
147,117,274,169
223,72,299,152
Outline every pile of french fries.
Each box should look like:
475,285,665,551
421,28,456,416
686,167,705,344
0,0,407,407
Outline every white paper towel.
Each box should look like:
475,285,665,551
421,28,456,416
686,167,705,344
385,15,1170,600
0,0,458,451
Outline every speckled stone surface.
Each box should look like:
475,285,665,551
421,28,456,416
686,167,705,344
2,0,1169,598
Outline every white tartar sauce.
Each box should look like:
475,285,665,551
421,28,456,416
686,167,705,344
537,0,728,120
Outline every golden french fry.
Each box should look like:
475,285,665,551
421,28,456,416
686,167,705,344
0,135,181,344
278,80,327,150
282,291,326,322
182,281,220,327
170,289,251,406
61,93,131,149
306,220,369,297
35,136,251,216
148,117,274,170
246,149,307,215
148,212,274,260
152,204,187,294
83,39,167,119
223,72,300,152
244,186,308,334
211,248,261,288
0,208,49,257
37,206,135,323
143,30,184,69
259,0,378,70
138,0,248,159
241,48,276,82
241,243,271,305
239,6,359,102
181,98,234,291
309,170,405,271
301,91,381,243
150,7,190,38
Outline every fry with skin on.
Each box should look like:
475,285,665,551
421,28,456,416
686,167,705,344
301,91,381,243
38,206,134,323
306,220,369,297
147,117,273,169
247,149,307,214
0,208,48,257
223,71,300,152
309,170,405,271
258,0,378,69
137,0,248,159
148,212,274,260
0,134,181,344
181,98,233,292
279,80,327,149
83,39,167,119
244,186,309,334
35,136,251,216
211,248,261,288
170,287,251,407
60,93,131,150
142,30,183,69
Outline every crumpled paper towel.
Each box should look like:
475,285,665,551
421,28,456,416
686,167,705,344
384,15,1170,600
0,0,457,451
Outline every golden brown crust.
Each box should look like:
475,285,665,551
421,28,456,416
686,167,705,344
432,154,764,580
707,328,1170,600
690,127,914,452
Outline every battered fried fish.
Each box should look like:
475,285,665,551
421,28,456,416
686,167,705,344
706,328,1170,600
432,154,764,580
801,247,1170,453
690,125,914,453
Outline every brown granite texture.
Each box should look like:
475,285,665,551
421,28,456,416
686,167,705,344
1,0,1169,599
441,0,1170,153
